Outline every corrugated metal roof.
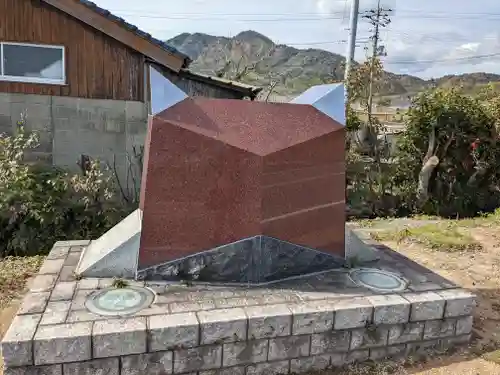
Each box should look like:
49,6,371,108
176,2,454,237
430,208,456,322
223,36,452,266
78,0,191,64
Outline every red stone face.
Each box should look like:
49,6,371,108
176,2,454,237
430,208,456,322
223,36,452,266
138,98,345,269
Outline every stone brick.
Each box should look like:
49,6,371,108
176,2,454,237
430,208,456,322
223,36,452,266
437,289,476,317
330,353,346,367
423,319,456,340
290,355,331,373
441,334,472,348
64,252,81,267
121,351,173,375
148,312,199,351
76,278,100,290
367,295,410,324
62,358,119,375
351,327,389,349
406,340,440,356
173,345,222,373
197,308,247,345
30,275,57,293
245,304,292,339
199,368,245,375
311,330,350,355
289,300,334,335
223,339,269,366
40,301,71,325
18,292,50,314
333,298,373,329
39,259,65,275
369,345,406,360
92,317,147,357
403,292,445,321
58,266,77,282
456,316,474,336
33,322,92,365
66,309,102,323
268,335,310,361
388,322,424,345
247,361,290,375
50,282,76,301
345,350,370,363
55,240,90,247
46,246,70,260
4,365,62,375
2,313,41,366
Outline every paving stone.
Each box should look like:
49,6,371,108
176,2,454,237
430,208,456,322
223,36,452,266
63,252,81,267
369,345,406,360
456,316,474,335
136,304,170,316
199,367,245,375
367,295,410,324
30,275,57,293
246,361,290,375
388,322,424,345
423,319,456,339
310,331,350,355
40,301,70,325
289,300,334,335
290,355,331,373
268,335,310,361
223,339,269,366
408,282,443,292
170,300,216,313
351,327,389,349
66,309,103,323
245,304,292,339
148,312,199,351
437,289,476,317
50,282,77,301
33,322,92,365
4,364,63,375
77,278,100,290
55,240,90,247
173,345,222,373
59,266,77,282
121,351,173,375
98,278,115,289
62,358,119,375
92,317,147,357
18,292,50,314
46,246,70,260
197,308,247,345
39,259,65,275
2,313,41,366
333,298,373,329
403,292,445,321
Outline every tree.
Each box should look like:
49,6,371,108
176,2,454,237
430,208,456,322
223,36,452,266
394,88,500,217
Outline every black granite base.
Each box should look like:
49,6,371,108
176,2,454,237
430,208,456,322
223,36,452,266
136,236,345,284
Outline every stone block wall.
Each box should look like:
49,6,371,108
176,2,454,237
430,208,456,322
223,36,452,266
0,92,147,194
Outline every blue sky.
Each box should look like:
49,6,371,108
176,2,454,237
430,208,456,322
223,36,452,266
93,0,500,79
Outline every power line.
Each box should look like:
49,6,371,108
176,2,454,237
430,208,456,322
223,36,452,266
384,52,500,65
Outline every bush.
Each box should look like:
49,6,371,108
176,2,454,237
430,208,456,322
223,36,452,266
0,128,131,257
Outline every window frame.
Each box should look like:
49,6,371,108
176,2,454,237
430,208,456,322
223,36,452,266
0,42,66,85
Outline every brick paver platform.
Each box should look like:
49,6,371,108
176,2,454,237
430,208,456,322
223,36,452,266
1,239,475,375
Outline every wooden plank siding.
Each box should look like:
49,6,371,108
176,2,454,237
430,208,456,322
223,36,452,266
0,0,144,101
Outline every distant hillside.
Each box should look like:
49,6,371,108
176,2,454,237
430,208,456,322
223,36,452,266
167,31,500,99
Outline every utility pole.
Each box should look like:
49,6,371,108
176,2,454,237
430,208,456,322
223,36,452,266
344,0,360,84
363,0,392,124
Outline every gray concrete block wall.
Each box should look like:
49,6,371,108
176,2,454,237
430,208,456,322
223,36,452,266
0,92,148,193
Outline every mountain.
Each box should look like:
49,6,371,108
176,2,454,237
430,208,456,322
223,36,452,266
167,31,500,100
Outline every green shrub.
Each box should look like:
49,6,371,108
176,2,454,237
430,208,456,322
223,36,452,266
0,128,131,257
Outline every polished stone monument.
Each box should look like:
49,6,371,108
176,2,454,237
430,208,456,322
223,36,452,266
77,66,360,284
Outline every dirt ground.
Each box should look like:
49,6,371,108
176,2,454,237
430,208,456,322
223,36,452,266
1,221,500,374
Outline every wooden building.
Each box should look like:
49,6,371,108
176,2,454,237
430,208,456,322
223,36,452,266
0,0,261,187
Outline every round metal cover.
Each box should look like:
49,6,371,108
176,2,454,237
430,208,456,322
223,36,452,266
348,268,408,292
85,286,155,316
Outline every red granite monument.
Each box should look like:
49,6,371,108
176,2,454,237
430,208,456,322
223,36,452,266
134,76,347,282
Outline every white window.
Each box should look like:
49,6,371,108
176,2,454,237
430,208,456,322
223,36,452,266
0,42,65,85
